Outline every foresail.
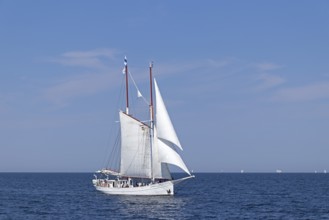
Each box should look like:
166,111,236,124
119,111,152,178
154,79,182,150
156,137,191,175
152,127,172,179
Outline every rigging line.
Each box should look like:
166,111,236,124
128,71,150,106
106,128,121,171
106,128,120,169
102,75,125,169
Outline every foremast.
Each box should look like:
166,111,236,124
124,56,129,114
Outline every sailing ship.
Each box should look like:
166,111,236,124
92,57,194,195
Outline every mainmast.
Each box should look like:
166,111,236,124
124,56,129,114
149,61,155,181
149,61,154,122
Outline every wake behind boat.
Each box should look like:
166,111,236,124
93,57,194,195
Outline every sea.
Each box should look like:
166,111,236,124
0,173,329,219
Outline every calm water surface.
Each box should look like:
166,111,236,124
0,173,329,219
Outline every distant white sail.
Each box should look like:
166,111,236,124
119,111,152,178
154,79,182,150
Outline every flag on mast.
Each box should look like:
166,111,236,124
122,56,128,74
124,56,127,66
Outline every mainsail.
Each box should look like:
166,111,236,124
119,111,152,178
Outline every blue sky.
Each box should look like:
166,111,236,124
1,1,329,172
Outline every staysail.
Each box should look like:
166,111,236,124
119,111,152,178
156,137,191,175
154,79,182,150
152,127,172,179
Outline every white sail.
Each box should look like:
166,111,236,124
152,127,172,179
153,79,190,176
156,137,191,175
119,111,152,178
154,79,182,150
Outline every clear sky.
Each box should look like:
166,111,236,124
1,1,329,172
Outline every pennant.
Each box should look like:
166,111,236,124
137,90,142,98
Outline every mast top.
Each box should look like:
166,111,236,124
124,56,129,114
124,56,128,66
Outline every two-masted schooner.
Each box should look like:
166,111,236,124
92,57,194,195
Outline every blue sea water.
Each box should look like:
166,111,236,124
0,173,329,219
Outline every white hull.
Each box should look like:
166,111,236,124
94,180,174,196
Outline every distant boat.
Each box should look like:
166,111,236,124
92,58,194,195
276,169,282,173
324,170,327,174
240,170,244,173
